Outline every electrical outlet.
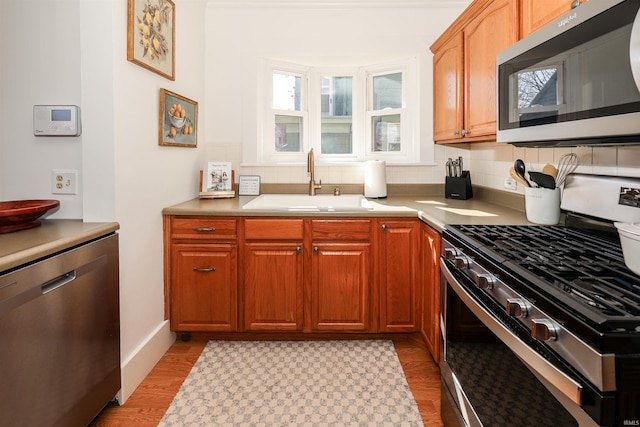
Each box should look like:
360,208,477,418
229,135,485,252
52,170,78,194
504,176,517,191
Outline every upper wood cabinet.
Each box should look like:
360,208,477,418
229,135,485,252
520,0,582,38
431,0,517,144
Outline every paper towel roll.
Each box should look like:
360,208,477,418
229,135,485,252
364,160,387,198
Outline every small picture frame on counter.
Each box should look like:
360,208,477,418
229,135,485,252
238,175,261,196
199,162,235,199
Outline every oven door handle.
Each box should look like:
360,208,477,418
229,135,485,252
441,258,583,406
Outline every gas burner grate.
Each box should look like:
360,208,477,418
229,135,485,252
449,224,640,330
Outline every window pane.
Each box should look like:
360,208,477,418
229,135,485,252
321,76,352,154
373,72,402,109
273,72,301,111
275,115,302,152
372,115,400,152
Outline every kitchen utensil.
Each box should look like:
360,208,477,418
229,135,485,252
615,222,640,276
514,159,531,187
542,163,558,179
509,167,530,188
528,171,556,189
525,187,561,225
556,153,579,187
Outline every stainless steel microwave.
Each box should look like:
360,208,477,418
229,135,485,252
497,0,640,147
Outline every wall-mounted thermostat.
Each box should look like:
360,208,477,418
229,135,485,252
33,105,81,136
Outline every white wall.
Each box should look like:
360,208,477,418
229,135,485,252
202,1,640,193
0,0,83,218
1,0,207,404
203,1,471,186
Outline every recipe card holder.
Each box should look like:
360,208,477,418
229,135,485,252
445,171,473,200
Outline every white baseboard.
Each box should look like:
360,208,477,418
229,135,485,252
116,320,176,404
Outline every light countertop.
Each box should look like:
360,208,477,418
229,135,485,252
0,220,120,272
163,190,533,232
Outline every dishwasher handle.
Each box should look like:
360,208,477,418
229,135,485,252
42,270,77,294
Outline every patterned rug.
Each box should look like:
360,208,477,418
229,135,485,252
159,340,424,426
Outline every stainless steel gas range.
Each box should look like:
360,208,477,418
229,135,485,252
440,174,640,427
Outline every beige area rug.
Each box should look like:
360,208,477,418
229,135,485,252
159,340,424,426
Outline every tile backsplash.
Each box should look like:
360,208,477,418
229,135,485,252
206,142,640,193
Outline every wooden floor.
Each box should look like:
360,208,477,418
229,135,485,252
90,334,443,426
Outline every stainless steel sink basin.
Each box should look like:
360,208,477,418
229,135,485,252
242,194,373,211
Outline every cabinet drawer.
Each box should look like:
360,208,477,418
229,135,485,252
244,219,304,240
311,219,372,241
171,217,237,240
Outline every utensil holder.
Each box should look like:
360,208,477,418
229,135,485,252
445,172,473,200
525,187,561,225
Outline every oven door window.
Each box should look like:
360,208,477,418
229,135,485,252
443,291,578,427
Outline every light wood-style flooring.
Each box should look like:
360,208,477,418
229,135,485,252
90,334,443,426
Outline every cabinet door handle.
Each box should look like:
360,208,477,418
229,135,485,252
313,246,319,253
453,130,459,136
193,267,216,272
192,227,216,232
381,224,387,231
461,129,469,136
296,246,301,254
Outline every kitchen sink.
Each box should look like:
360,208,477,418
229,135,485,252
241,194,374,211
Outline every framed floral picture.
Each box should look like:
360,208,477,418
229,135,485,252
159,88,198,147
127,0,175,80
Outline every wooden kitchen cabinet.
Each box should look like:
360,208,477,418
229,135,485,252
165,217,238,335
242,219,304,331
309,219,373,332
431,0,517,143
433,33,464,142
421,223,441,364
170,243,238,332
378,219,420,332
520,0,581,38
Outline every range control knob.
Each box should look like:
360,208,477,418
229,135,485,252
506,298,530,318
476,274,496,290
454,255,471,269
444,248,459,260
531,319,558,341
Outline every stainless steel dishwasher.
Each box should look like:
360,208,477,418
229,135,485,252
0,233,120,427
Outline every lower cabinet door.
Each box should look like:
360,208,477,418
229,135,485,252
310,242,371,331
243,242,303,331
171,244,237,331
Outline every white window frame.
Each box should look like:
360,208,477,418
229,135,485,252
308,67,364,164
259,57,419,165
261,60,309,165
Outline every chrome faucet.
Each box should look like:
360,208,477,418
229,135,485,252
307,148,322,195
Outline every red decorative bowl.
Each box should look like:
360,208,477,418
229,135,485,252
0,200,60,234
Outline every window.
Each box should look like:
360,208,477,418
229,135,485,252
261,58,418,164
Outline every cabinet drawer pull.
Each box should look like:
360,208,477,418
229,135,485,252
192,227,216,232
314,246,319,253
296,246,301,254
381,224,387,231
193,267,216,272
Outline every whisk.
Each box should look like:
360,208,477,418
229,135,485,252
556,153,579,187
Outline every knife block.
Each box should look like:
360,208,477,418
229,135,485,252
445,172,473,200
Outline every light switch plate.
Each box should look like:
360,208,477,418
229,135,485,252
52,169,78,194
